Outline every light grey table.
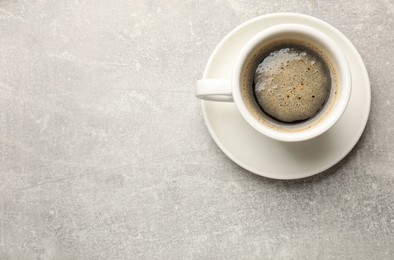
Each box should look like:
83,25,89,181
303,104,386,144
1,0,393,259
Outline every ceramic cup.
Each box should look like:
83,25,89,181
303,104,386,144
196,23,351,142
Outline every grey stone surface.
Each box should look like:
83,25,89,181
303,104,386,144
0,0,393,259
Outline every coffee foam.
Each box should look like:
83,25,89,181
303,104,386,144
254,45,331,123
241,38,339,132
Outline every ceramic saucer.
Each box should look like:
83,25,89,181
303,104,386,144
201,13,371,180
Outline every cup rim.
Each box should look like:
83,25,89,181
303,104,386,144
232,23,351,142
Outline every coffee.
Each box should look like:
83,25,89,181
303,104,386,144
241,39,338,131
254,44,331,123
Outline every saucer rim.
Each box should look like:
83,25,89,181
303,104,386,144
201,13,371,180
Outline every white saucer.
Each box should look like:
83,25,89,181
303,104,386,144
201,13,371,180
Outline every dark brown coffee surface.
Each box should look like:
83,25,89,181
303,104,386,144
254,45,331,123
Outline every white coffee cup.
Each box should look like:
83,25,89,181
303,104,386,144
196,24,351,142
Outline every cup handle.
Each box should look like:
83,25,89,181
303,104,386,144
195,79,233,102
